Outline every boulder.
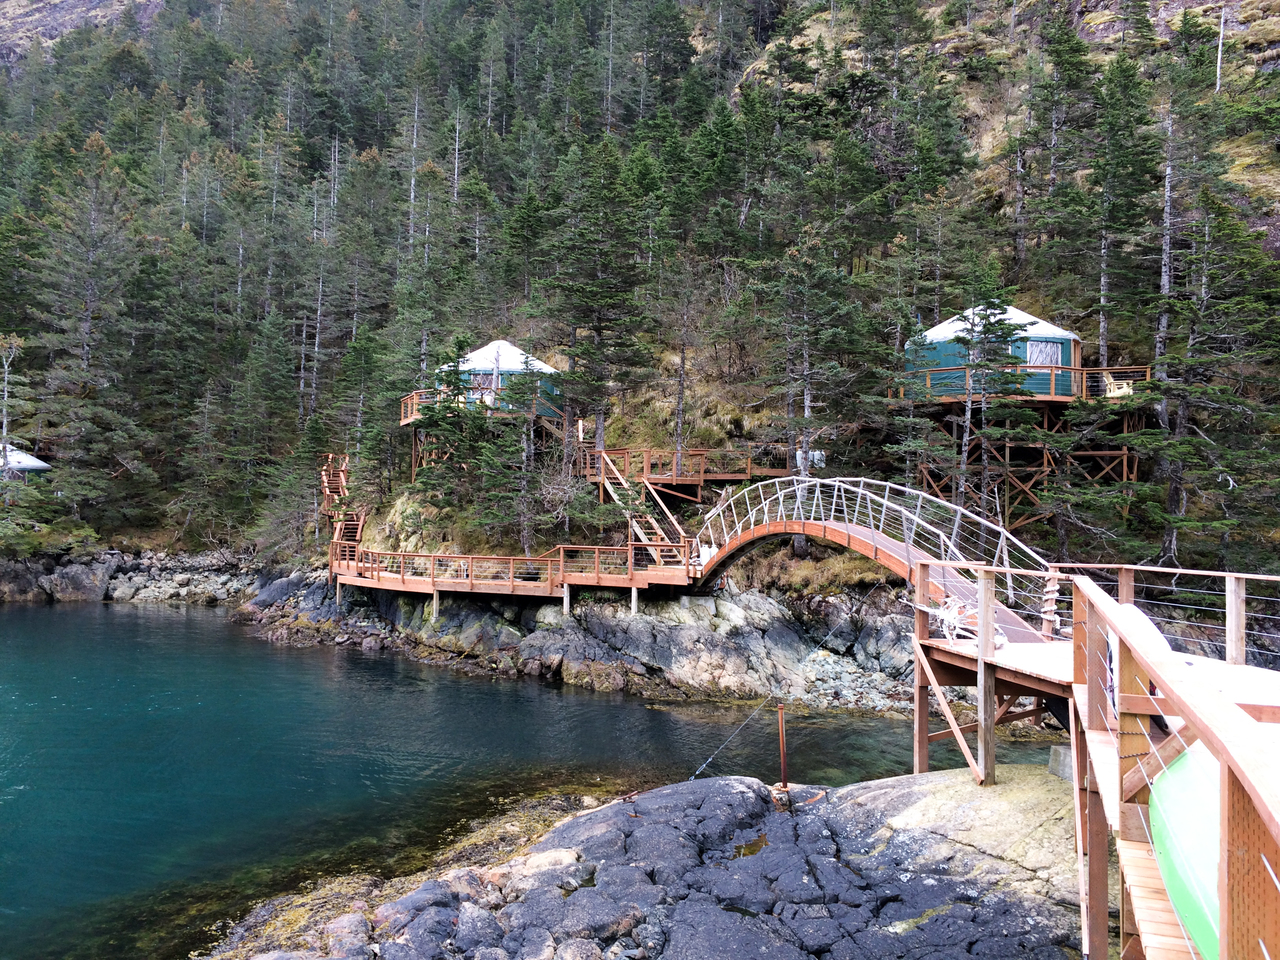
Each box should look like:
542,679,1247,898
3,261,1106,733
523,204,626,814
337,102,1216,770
455,901,504,953
850,613,915,680
250,573,306,608
37,556,120,601
0,558,49,602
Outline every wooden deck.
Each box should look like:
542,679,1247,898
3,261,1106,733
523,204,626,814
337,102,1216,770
912,566,1280,960
897,364,1151,404
329,541,695,600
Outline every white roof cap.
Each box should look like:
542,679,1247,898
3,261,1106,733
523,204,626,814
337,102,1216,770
921,306,1080,342
1,444,51,471
443,339,558,375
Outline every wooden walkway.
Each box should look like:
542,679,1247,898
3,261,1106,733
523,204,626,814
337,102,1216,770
322,454,1280,959
910,563,1280,960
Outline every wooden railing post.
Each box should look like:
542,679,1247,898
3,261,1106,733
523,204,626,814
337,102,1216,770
977,567,996,785
1072,580,1087,685
913,561,930,775
1084,592,1108,732
1226,574,1247,665
1117,566,1134,606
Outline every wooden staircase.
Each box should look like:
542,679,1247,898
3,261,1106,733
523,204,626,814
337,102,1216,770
320,454,366,549
595,452,687,566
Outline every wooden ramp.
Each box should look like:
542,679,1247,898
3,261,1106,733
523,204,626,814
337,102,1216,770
911,564,1280,960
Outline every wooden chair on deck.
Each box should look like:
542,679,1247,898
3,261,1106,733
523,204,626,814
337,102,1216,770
1102,372,1133,398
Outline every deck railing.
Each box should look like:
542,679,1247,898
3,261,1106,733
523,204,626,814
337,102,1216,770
576,445,791,484
329,540,691,590
1072,575,1280,959
897,365,1151,401
400,388,566,427
1053,563,1280,670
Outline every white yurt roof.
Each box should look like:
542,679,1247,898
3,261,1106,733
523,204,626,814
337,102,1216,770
1,444,51,472
443,339,558,375
922,306,1081,343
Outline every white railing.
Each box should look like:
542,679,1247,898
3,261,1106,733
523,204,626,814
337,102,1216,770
693,477,1052,617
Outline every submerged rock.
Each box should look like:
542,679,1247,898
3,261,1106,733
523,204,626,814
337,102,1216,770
224,766,1081,960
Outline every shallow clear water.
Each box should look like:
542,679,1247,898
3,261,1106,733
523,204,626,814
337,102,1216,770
0,603,1050,959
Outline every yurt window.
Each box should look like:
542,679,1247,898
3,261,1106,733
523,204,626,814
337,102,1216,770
968,342,1014,364
1027,341,1059,367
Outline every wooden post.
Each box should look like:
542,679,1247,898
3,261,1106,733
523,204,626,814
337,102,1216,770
1219,763,1280,959
914,561,931,775
1116,633,1151,842
1085,756,1110,959
1072,580,1087,686
977,568,997,786
563,583,570,615
631,586,638,616
1117,565,1134,606
1225,574,1246,665
1085,596,1108,732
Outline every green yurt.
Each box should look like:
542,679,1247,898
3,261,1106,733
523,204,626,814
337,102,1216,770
906,306,1082,397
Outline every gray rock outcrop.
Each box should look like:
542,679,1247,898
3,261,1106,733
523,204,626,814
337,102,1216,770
37,554,121,601
0,557,49,602
228,766,1081,960
375,591,814,697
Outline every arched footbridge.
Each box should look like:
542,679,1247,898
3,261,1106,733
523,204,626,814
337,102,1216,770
325,461,1280,959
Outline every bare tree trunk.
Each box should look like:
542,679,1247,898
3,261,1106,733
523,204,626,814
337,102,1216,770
1014,142,1026,268
605,0,615,133
956,389,974,509
674,337,687,476
1156,104,1178,561
784,320,796,472
408,89,419,255
521,397,535,556
453,107,461,202
1155,105,1174,426
1216,4,1225,93
1098,227,1110,367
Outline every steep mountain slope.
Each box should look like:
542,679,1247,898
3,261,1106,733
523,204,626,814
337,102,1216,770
0,0,162,64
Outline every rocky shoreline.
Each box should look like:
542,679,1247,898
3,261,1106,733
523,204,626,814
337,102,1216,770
0,549,971,719
206,767,1083,960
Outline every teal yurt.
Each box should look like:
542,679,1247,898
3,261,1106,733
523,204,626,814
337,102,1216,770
905,306,1083,398
438,339,563,417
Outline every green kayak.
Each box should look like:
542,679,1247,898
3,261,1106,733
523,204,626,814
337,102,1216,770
1148,739,1220,960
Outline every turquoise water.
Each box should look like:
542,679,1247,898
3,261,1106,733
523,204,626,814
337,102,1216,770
0,604,1050,959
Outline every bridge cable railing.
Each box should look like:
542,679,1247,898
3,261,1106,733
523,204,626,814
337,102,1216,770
693,477,1050,622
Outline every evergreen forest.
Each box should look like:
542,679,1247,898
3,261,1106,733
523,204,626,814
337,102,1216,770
2,0,1280,573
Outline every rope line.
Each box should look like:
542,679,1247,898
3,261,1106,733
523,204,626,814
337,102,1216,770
686,623,843,781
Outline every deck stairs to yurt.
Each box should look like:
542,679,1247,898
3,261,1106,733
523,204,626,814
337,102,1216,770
320,454,367,550
320,454,349,516
595,451,687,565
